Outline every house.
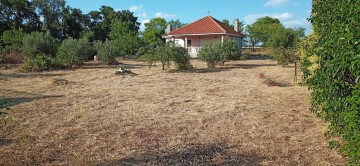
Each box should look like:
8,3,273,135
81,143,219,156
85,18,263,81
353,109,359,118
162,16,244,57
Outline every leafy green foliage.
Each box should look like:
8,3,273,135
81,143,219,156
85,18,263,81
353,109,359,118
299,32,320,78
141,41,192,70
1,28,25,52
198,39,240,68
268,27,305,66
197,42,222,68
143,18,167,44
109,21,139,56
220,38,240,62
248,16,283,46
307,0,360,164
22,55,57,72
56,38,94,68
94,40,119,64
167,19,186,30
21,31,60,60
0,0,41,35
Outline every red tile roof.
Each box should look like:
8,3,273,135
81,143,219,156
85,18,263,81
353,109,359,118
163,16,243,37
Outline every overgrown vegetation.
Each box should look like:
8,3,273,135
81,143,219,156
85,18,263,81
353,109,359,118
141,41,192,70
56,38,94,68
197,38,240,68
94,40,119,64
21,31,60,71
304,0,360,164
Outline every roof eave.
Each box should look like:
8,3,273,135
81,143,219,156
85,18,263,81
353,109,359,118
163,33,243,38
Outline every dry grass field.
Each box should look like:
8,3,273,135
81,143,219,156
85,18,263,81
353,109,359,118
0,57,346,165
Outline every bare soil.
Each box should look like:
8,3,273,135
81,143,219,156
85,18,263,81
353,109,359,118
0,58,345,165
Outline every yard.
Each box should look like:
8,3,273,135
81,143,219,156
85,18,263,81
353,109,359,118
0,57,345,165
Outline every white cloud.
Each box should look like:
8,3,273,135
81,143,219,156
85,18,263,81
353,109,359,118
129,5,143,12
140,19,150,30
264,0,291,7
129,4,148,30
154,12,176,19
244,12,294,24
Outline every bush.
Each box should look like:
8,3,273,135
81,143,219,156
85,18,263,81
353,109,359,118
1,28,25,52
94,40,119,64
21,31,59,60
308,0,360,164
141,41,192,70
22,55,57,72
197,42,222,68
171,46,192,70
220,38,240,63
56,38,94,68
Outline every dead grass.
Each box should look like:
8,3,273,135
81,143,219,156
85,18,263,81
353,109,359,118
0,58,346,165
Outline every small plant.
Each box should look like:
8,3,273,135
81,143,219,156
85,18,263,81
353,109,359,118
141,41,192,70
56,38,94,68
94,40,119,64
197,42,222,68
22,55,57,72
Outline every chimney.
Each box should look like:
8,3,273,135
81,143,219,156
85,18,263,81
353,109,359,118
234,19,239,32
167,24,173,33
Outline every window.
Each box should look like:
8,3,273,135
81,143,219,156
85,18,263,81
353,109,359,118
187,40,192,47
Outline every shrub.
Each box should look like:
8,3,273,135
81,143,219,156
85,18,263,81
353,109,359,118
141,41,192,70
56,38,94,68
1,28,25,52
219,38,240,63
171,46,192,70
21,31,59,60
94,40,119,64
197,42,222,68
22,55,57,72
307,0,360,164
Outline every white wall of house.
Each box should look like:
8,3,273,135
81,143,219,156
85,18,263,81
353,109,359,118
165,35,242,58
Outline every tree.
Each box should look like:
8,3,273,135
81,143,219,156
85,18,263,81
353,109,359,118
56,38,93,68
219,38,239,63
245,25,261,51
33,0,66,39
141,41,192,70
167,19,186,30
0,0,41,35
306,1,360,163
94,40,119,64
1,28,25,52
21,31,60,60
86,6,139,42
143,18,166,44
197,42,222,68
63,7,87,39
251,16,283,46
222,19,230,27
268,27,304,66
109,21,139,56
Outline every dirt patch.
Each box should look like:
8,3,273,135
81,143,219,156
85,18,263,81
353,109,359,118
51,78,74,86
0,59,346,165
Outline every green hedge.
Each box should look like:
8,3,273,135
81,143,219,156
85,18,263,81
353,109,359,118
308,0,360,164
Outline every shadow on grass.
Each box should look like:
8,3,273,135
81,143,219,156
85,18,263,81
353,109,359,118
81,62,150,70
0,138,12,146
225,63,277,70
246,55,273,60
0,73,63,79
99,143,266,166
1,89,63,107
168,68,230,74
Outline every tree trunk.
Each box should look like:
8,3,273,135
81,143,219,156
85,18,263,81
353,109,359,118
294,60,297,83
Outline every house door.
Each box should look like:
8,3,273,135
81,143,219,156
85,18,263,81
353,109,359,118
187,40,192,47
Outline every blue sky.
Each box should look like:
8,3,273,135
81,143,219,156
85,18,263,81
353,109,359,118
66,0,312,33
